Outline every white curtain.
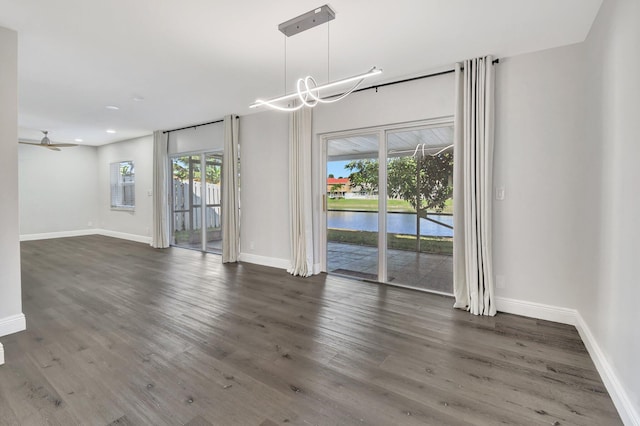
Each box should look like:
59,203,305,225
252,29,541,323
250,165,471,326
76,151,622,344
151,130,170,248
453,56,496,316
222,115,240,263
287,106,314,277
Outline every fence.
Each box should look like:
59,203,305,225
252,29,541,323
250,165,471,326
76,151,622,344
173,179,221,232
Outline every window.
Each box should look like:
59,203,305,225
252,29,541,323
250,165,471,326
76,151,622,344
110,161,135,210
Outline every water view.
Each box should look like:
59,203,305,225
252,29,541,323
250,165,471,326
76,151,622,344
328,211,453,238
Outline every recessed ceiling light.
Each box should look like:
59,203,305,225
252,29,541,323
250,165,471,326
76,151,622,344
106,129,117,134
132,96,144,102
74,138,83,142
105,105,120,110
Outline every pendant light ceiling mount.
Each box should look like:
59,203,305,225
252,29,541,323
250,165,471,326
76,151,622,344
251,4,382,112
278,4,335,37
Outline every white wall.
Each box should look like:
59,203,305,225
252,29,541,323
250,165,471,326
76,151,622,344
19,145,98,236
97,135,153,241
0,26,24,341
492,43,598,309
582,0,640,422
239,111,290,267
17,138,152,244
168,122,224,154
313,71,455,135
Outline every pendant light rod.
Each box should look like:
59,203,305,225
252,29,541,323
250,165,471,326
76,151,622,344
250,67,382,109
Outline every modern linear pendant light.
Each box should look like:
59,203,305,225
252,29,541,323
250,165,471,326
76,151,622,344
250,5,382,112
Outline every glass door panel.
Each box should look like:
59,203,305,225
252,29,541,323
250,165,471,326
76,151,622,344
191,156,202,249
385,126,454,293
172,155,200,250
204,154,222,253
171,153,222,253
326,133,379,281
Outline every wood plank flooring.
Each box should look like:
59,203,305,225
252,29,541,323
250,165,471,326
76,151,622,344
0,235,621,425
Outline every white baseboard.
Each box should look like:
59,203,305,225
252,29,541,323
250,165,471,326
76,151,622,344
575,312,640,426
20,229,151,245
239,252,290,270
96,229,151,244
20,229,95,241
0,315,26,366
0,313,26,338
495,296,577,325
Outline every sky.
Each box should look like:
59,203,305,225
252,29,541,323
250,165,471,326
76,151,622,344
327,160,350,178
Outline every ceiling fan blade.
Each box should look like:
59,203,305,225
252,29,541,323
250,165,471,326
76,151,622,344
20,132,77,150
19,141,77,149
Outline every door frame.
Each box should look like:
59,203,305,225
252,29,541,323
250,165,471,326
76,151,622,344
319,116,454,282
169,149,224,253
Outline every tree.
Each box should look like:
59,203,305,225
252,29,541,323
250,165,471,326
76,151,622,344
119,162,133,177
172,157,190,181
205,161,220,184
387,157,418,204
419,152,453,212
172,156,221,184
329,183,344,198
347,154,452,210
388,152,453,251
345,159,378,195
388,152,453,212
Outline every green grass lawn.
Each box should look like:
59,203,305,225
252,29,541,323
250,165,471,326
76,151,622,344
173,228,221,244
328,229,453,255
328,197,453,214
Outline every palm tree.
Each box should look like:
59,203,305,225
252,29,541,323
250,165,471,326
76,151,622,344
330,182,344,198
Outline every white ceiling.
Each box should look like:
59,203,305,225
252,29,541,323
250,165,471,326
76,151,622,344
0,0,602,146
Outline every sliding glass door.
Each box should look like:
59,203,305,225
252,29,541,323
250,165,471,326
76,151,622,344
203,154,222,252
326,134,380,281
170,152,222,253
385,126,454,293
324,121,454,294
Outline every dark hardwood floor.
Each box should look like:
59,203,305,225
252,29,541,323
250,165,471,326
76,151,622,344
0,236,621,425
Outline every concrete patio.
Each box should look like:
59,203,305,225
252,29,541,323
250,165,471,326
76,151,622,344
327,242,453,294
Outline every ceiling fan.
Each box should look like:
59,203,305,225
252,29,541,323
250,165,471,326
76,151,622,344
19,130,78,151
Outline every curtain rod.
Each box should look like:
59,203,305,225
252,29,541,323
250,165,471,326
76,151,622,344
352,58,500,95
164,58,499,126
163,115,239,134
